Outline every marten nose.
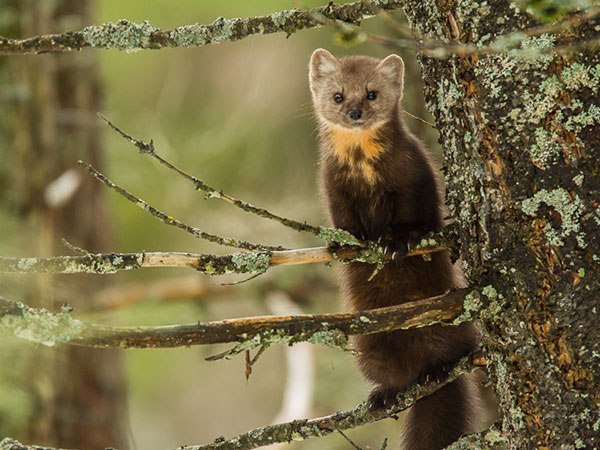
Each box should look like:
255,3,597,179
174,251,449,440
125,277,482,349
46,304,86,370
348,110,362,121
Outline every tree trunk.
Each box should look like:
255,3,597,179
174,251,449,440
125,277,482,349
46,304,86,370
1,1,127,448
403,2,600,448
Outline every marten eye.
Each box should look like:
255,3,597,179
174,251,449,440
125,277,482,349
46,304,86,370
367,91,377,100
333,93,344,103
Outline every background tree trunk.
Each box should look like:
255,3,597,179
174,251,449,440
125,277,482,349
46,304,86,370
403,1,600,448
1,1,127,448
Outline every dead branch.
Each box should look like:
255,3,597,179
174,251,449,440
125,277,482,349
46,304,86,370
99,114,337,241
0,288,470,350
78,160,284,252
0,0,404,55
0,244,447,276
0,355,478,450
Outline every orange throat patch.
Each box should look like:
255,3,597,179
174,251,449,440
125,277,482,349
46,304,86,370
325,124,384,185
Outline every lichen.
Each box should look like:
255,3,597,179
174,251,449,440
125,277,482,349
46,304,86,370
565,103,600,132
0,302,85,346
521,188,586,247
528,127,561,169
561,62,596,92
453,291,481,325
317,226,362,246
231,252,271,273
437,78,463,117
306,329,355,353
82,20,157,52
510,34,556,66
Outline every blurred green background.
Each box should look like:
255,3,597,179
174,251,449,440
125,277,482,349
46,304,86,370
0,1,439,449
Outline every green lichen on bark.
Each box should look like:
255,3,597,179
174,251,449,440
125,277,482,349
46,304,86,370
317,226,363,247
452,285,504,325
231,252,271,273
521,187,586,247
404,0,600,446
82,19,157,52
446,426,508,449
0,301,85,347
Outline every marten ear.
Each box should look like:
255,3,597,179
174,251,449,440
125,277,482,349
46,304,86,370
377,54,404,92
309,49,338,87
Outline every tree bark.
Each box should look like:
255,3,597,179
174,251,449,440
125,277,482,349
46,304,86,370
402,2,600,448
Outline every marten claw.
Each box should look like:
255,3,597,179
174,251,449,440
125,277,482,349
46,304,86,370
367,386,400,411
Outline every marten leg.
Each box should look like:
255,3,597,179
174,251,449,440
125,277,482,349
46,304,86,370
402,373,479,450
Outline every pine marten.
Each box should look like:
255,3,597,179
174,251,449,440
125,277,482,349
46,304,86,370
309,49,482,450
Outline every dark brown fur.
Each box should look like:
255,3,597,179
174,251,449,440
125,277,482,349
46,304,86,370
309,49,481,450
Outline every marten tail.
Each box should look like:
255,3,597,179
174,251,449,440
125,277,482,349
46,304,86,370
402,372,481,450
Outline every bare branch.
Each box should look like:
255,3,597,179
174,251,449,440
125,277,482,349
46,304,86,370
0,355,478,450
0,288,470,350
78,160,284,252
0,0,404,55
98,114,365,248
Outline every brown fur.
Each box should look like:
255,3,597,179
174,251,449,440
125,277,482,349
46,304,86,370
309,49,481,450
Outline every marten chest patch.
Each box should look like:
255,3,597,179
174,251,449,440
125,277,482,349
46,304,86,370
327,126,384,185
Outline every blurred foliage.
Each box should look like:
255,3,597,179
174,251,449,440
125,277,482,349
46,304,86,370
0,1,438,449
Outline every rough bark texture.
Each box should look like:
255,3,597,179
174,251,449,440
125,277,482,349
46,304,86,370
402,1,600,448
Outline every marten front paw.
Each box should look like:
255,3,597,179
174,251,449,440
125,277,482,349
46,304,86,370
378,230,421,261
367,386,400,411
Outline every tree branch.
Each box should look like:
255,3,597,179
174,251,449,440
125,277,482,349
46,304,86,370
78,160,284,252
0,288,470,350
0,244,447,276
0,355,478,450
98,114,364,248
0,0,404,55
183,355,478,450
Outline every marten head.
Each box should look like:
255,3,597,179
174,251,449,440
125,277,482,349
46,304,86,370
309,49,404,131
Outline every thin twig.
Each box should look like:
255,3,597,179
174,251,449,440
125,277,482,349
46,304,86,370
78,160,283,252
402,111,435,128
60,238,91,256
97,114,365,248
0,288,471,350
0,0,404,55
333,425,363,450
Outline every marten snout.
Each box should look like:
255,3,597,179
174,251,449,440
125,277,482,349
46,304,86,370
348,110,362,121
